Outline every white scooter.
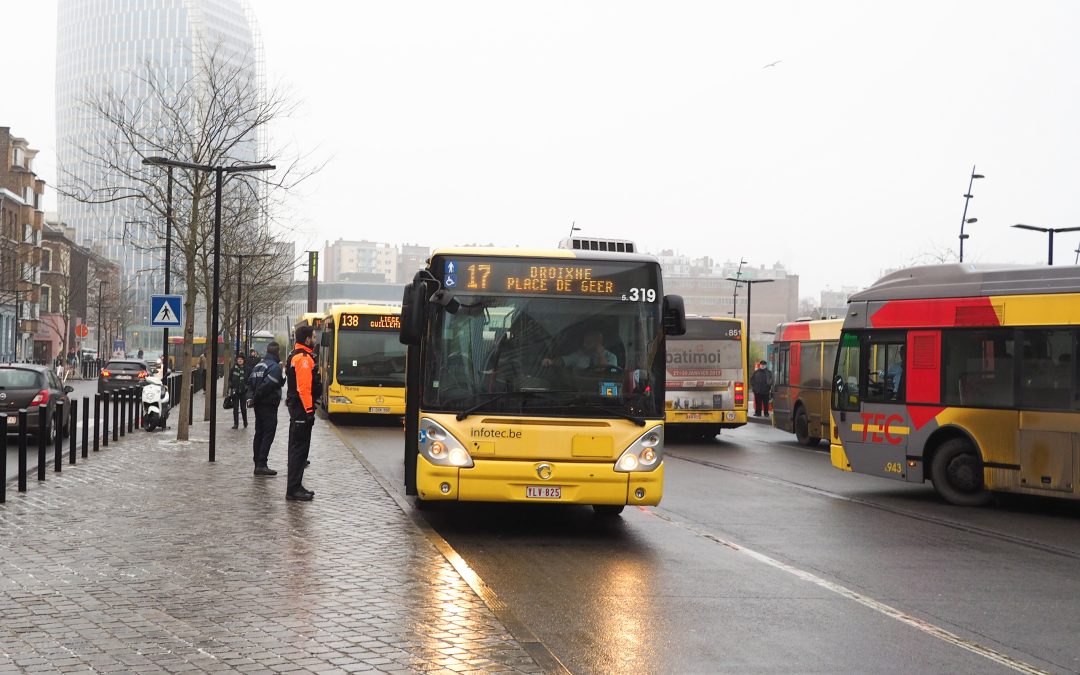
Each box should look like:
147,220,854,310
142,375,170,432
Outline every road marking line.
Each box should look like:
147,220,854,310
645,509,1049,675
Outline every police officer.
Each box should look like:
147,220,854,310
285,325,317,501
250,342,285,476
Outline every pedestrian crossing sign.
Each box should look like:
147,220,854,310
150,294,183,327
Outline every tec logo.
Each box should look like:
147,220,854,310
853,413,910,445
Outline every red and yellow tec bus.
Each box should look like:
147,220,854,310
830,264,1080,505
317,304,406,420
770,319,842,446
665,317,747,439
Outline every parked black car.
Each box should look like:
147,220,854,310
0,364,72,441
97,359,151,394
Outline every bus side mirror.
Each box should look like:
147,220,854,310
320,330,332,348
400,280,428,345
663,295,687,336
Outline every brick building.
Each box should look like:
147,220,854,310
0,128,45,362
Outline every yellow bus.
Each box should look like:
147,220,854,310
294,312,325,343
318,304,406,419
665,316,747,439
830,263,1080,505
771,319,843,446
399,246,686,514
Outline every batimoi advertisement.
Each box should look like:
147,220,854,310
665,338,744,411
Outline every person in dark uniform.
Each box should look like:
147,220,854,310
230,355,249,429
285,325,317,501
250,342,285,476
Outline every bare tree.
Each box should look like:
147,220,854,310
59,46,318,440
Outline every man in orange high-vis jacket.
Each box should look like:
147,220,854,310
285,324,318,501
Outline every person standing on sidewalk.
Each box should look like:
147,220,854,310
250,342,285,476
230,355,249,429
285,325,317,502
750,360,773,416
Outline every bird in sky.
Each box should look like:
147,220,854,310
763,60,782,68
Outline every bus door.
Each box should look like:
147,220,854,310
772,342,798,425
833,332,911,480
1016,328,1078,494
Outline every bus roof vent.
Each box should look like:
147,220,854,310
558,237,636,253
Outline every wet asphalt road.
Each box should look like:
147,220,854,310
3,378,100,482
335,417,1080,674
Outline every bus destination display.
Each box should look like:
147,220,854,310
339,313,401,331
440,256,658,300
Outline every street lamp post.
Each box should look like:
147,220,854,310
142,156,274,462
1012,224,1080,266
726,276,775,352
95,280,107,357
140,162,175,379
958,166,985,263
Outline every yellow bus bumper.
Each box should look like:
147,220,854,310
666,410,746,426
416,456,664,506
830,442,852,471
326,392,405,415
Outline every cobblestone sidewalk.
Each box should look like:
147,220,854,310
0,402,543,674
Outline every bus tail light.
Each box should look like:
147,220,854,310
734,382,744,405
615,427,664,473
418,418,474,468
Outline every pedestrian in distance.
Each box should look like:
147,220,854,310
249,342,285,476
137,348,144,360
230,355,249,429
750,360,773,417
246,348,260,378
285,324,318,502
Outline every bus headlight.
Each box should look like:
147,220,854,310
614,426,664,473
330,396,352,404
419,418,474,468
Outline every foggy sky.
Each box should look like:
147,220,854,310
10,1,1080,299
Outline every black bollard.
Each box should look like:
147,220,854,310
112,389,119,442
134,386,140,430
129,386,136,433
94,394,102,452
189,378,194,425
38,405,47,481
102,393,110,448
82,396,89,458
54,401,64,472
0,413,7,503
69,399,78,465
119,388,126,438
17,409,27,492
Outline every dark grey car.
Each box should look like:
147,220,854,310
97,359,150,394
0,364,72,441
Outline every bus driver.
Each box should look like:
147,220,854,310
542,329,618,370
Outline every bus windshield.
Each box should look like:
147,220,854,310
336,331,406,387
423,295,664,418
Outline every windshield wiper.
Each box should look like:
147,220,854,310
455,390,576,421
522,402,648,427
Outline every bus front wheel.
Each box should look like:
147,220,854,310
794,407,821,446
930,438,992,506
